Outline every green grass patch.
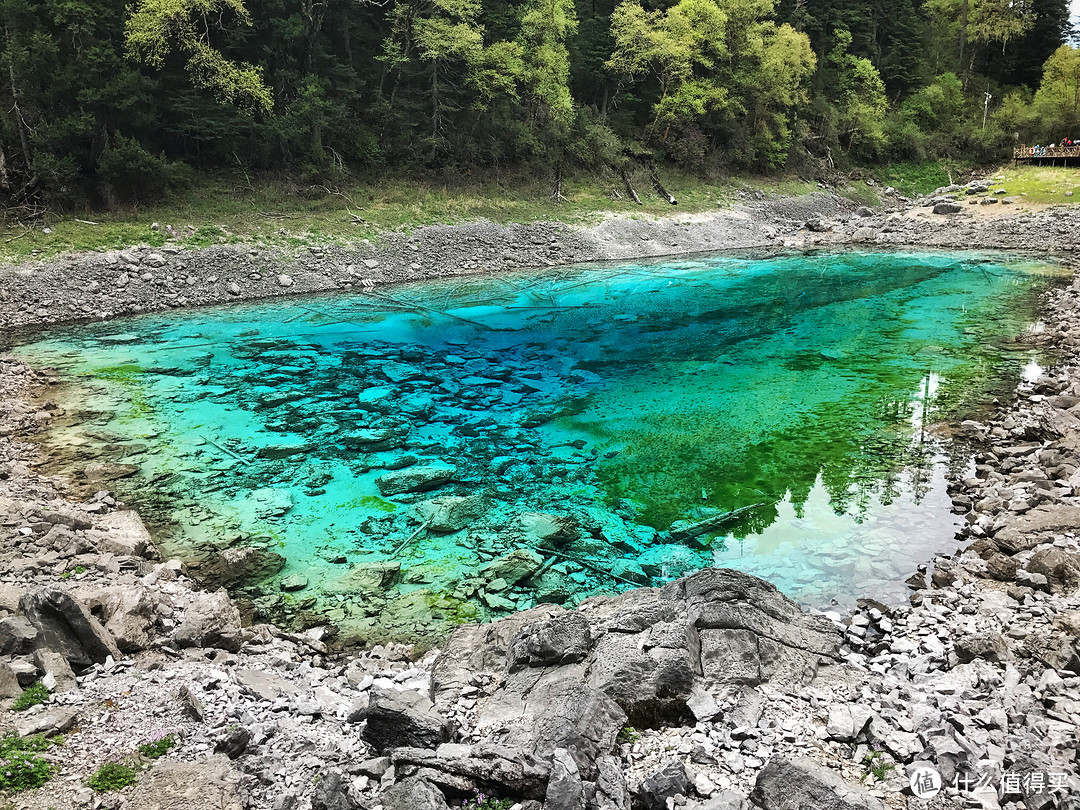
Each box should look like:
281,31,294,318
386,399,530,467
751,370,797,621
137,734,177,760
874,161,961,197
0,734,58,792
88,761,138,792
12,682,49,712
0,170,818,264
985,165,1080,204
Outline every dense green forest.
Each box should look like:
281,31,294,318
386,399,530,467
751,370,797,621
0,0,1076,210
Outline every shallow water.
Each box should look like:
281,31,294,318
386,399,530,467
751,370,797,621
13,249,1064,640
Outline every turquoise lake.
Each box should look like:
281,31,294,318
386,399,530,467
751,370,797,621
13,249,1064,641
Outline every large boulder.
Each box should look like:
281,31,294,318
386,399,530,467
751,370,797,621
18,589,120,670
392,743,551,800
92,510,154,557
355,687,456,752
125,755,243,810
749,757,885,810
992,505,1080,554
429,569,841,807
1025,547,1080,593
311,769,363,810
634,759,693,810
173,589,243,652
100,586,160,652
378,777,451,810
0,615,39,655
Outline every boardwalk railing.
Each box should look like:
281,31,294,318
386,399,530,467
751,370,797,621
1014,145,1080,159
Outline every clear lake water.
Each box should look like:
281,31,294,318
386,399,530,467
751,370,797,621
11,248,1066,641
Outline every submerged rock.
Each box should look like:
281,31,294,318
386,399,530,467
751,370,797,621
212,546,287,587
481,548,544,585
280,573,309,592
376,465,456,496
415,495,484,533
83,461,140,482
521,512,579,545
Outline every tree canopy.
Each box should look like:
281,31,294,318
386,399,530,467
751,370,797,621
0,0,1074,208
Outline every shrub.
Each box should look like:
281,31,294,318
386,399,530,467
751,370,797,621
137,734,177,759
0,734,56,792
12,682,48,712
96,134,192,206
88,761,137,792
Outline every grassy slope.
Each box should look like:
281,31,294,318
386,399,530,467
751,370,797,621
0,171,821,264
14,161,1074,266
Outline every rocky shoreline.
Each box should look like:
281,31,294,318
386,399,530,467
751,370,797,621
0,187,1078,810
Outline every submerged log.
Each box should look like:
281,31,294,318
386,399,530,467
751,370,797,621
668,502,765,543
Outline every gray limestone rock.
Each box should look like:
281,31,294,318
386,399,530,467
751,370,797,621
356,687,456,753
101,586,159,652
18,588,120,670
14,706,79,738
825,704,874,742
596,755,631,810
433,569,840,776
633,759,693,810
546,748,585,810
993,504,1080,553
391,743,551,799
507,611,592,672
1026,546,1080,592
125,756,243,810
378,777,451,810
954,631,1010,664
311,769,361,810
749,757,885,810
173,589,243,652
0,661,22,699
0,614,38,655
32,647,76,691
214,726,251,760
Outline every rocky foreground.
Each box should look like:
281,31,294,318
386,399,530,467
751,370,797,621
0,191,1078,809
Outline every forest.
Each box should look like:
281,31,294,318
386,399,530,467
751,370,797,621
0,0,1077,211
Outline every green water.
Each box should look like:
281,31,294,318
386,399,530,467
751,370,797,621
12,249,1064,640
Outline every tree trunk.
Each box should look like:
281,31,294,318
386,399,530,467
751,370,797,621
5,26,31,173
959,0,968,69
620,167,642,205
552,162,566,202
430,60,439,163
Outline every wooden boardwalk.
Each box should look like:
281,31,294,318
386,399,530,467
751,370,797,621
1014,145,1080,166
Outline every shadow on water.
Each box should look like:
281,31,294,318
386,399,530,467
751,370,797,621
11,248,1067,641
